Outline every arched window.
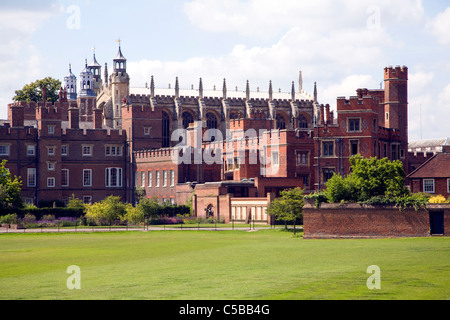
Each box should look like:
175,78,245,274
162,111,170,148
298,115,308,129
206,112,218,130
182,111,194,129
276,114,286,130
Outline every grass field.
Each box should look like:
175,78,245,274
0,229,449,300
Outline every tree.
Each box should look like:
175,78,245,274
122,198,161,224
13,77,62,103
0,160,23,210
325,155,408,203
267,187,304,235
85,196,128,225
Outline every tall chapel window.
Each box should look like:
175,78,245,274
276,114,286,130
182,112,194,129
162,112,171,148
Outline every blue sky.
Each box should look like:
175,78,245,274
0,0,449,141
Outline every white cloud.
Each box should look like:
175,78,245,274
184,0,425,39
427,7,450,45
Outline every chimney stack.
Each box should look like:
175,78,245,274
68,107,79,129
94,108,103,129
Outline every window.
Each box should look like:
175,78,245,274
350,140,359,156
156,171,160,187
105,145,122,156
448,179,450,194
423,179,435,194
47,177,55,188
48,147,55,156
298,116,308,129
61,145,68,156
61,169,69,187
148,171,152,188
296,152,308,166
302,176,309,188
348,118,360,132
323,168,335,183
162,112,171,148
141,172,145,188
323,142,334,157
0,145,9,156
144,127,152,136
27,145,35,156
83,196,92,205
48,125,55,135
170,170,175,187
276,114,286,130
48,162,55,171
83,169,92,187
106,168,122,187
27,168,36,187
163,170,167,187
25,198,34,206
272,151,279,166
182,112,194,129
82,145,92,156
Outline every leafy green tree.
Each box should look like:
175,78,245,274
123,198,161,224
349,155,407,200
13,77,62,103
325,155,408,203
0,160,23,210
66,195,86,211
267,187,304,235
85,196,127,225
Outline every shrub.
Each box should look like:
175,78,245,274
429,195,448,204
0,213,19,225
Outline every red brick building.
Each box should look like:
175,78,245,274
3,44,439,220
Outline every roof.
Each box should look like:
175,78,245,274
407,152,450,179
408,138,449,152
115,46,126,61
89,54,101,68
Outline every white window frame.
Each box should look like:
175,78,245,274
47,146,56,156
447,178,450,194
141,171,145,188
27,145,35,156
48,125,55,135
423,179,435,194
148,171,152,188
156,171,160,187
82,145,93,157
105,168,122,188
61,169,69,187
83,169,92,187
27,168,36,187
47,162,55,171
61,145,68,156
83,196,92,205
163,170,167,187
170,170,175,187
272,151,279,166
47,177,56,188
0,145,9,156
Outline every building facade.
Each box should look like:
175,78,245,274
2,45,430,218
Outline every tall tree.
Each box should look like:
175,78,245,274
0,160,23,210
13,77,62,103
267,187,304,235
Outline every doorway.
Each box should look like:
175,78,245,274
430,211,444,235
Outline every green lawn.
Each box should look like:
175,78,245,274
0,229,449,300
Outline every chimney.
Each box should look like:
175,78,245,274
325,104,331,124
68,107,79,129
8,104,24,127
320,105,325,125
94,108,103,129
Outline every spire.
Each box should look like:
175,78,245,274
246,80,250,100
299,70,303,92
175,77,180,98
222,78,227,99
314,82,318,103
104,63,108,85
150,75,155,98
291,81,296,101
113,39,127,72
199,78,203,99
269,80,273,100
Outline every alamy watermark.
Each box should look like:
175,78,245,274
366,265,381,290
66,5,81,30
66,265,81,290
170,121,281,175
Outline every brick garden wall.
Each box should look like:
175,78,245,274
303,203,450,239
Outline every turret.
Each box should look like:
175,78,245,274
64,64,77,101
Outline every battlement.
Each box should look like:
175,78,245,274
62,127,126,140
134,148,177,162
337,94,378,111
122,103,158,117
384,65,408,80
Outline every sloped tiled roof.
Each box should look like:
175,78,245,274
407,152,450,178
